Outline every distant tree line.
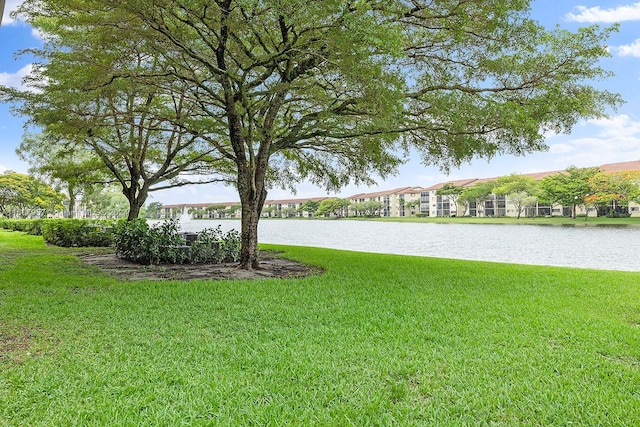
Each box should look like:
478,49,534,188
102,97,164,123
439,166,640,219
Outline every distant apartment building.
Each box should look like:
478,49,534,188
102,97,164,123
161,202,241,220
420,179,479,217
162,197,333,219
261,197,332,218
417,162,640,218
161,160,640,219
347,187,424,217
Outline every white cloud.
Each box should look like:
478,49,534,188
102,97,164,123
548,143,574,154
154,183,241,205
545,114,640,166
0,63,32,90
0,164,7,173
565,2,640,23
31,27,44,40
551,137,640,167
614,38,640,57
587,114,640,138
2,0,24,26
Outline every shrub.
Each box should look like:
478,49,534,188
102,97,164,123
24,219,45,235
154,219,190,264
219,228,241,262
190,226,241,264
0,219,18,230
113,219,241,265
607,211,631,218
0,218,71,237
42,219,114,247
0,219,31,232
112,218,159,264
189,227,222,264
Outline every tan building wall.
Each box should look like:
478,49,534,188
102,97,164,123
161,160,640,219
347,187,425,217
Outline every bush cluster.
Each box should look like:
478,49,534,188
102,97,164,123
0,218,45,235
41,219,114,247
113,218,241,265
0,218,113,246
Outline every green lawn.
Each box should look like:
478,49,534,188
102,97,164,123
1,229,640,426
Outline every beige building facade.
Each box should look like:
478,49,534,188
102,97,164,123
162,160,640,219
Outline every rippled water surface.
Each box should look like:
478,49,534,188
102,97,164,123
176,219,640,271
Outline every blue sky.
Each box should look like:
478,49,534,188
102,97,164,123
2,1,640,205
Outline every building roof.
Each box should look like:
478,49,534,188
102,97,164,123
423,178,479,191
347,186,425,200
163,197,332,209
600,160,640,173
264,196,332,205
162,160,640,209
521,170,564,180
162,201,239,209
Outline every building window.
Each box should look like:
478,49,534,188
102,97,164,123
436,195,450,217
383,195,391,217
496,194,506,217
420,192,430,215
537,206,551,216
469,202,477,217
485,197,495,217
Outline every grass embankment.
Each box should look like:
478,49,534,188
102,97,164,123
1,229,640,425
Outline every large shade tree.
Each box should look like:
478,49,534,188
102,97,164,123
493,174,539,219
539,166,600,218
587,170,640,215
10,0,621,268
16,133,110,218
0,171,65,218
4,6,231,221
436,183,465,216
459,181,496,217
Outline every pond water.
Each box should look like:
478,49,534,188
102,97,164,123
175,219,640,272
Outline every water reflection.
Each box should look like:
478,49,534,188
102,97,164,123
175,219,640,272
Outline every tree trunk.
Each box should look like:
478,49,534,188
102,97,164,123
127,201,143,221
238,181,267,270
124,184,148,221
67,184,76,219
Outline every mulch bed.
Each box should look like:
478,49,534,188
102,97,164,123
77,250,320,282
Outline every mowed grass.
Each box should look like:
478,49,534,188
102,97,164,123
1,230,640,426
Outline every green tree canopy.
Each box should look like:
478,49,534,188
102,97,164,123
357,200,384,216
7,0,622,268
5,5,232,221
145,201,164,219
17,133,110,217
493,174,539,196
0,171,65,218
493,174,539,219
297,201,320,215
459,181,496,217
436,183,465,216
587,170,640,213
316,198,350,217
539,166,600,218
